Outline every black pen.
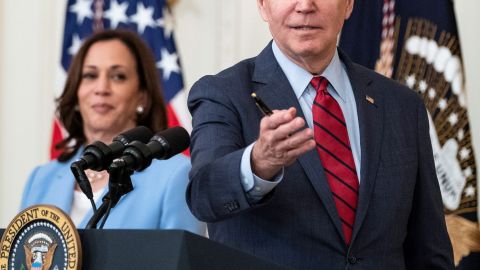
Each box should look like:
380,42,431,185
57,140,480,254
251,92,273,116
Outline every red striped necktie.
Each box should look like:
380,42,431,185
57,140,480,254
311,76,359,245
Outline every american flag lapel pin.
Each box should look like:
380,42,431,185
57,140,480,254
366,95,375,105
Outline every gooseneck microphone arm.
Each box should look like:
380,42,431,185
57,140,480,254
85,162,134,229
70,141,111,205
70,159,97,212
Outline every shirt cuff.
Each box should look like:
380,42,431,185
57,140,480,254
240,143,283,199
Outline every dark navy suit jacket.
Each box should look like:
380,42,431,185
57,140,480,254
187,44,454,270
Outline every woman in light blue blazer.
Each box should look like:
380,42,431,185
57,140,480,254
21,30,205,235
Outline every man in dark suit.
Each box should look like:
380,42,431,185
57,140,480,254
187,0,454,269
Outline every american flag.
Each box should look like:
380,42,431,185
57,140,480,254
51,0,189,158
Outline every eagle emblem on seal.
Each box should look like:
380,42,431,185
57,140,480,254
23,232,57,270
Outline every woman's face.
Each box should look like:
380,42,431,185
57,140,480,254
77,39,145,143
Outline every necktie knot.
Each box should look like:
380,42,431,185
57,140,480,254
310,76,329,94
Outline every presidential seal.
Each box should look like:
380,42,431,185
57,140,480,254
0,205,82,270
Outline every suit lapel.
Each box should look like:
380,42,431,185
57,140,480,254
251,44,345,240
339,50,384,244
252,45,302,114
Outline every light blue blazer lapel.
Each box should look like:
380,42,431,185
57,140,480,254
52,167,75,214
251,43,345,240
339,49,384,245
49,152,83,214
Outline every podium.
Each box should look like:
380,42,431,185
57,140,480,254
0,229,289,270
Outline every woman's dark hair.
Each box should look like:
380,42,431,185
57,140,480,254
56,29,168,162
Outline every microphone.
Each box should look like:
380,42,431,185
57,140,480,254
110,126,190,172
71,126,154,200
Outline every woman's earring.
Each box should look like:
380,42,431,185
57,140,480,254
136,105,144,115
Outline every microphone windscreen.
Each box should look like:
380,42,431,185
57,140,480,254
152,126,190,159
114,126,153,145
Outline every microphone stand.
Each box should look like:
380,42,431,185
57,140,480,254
85,161,134,229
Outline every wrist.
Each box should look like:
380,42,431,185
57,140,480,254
251,144,281,180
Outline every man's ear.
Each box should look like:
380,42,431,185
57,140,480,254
345,0,354,20
257,0,269,22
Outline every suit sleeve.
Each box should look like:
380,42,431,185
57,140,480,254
403,97,455,269
187,77,273,223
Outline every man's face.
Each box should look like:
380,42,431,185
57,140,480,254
258,0,353,66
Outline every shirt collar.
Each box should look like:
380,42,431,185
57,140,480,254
272,41,347,103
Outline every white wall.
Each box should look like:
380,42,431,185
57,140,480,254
0,0,478,227
0,0,66,226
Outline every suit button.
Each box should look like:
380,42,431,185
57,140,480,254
348,256,357,264
223,200,240,212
